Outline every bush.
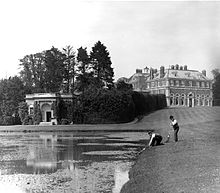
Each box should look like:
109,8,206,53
18,102,29,125
33,102,42,124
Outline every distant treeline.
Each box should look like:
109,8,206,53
0,40,167,125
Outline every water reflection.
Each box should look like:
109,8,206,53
0,131,149,192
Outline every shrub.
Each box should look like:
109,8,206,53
18,102,29,125
33,102,42,124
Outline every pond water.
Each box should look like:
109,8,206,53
0,131,149,193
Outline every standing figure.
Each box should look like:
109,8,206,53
169,115,180,142
148,131,163,147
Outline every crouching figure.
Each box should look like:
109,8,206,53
148,131,163,147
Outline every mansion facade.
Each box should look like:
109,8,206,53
119,65,213,107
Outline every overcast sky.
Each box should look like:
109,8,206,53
0,0,220,80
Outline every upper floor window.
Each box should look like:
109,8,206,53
189,81,192,87
206,82,209,88
181,80,185,87
170,80,174,86
201,82,205,88
151,82,155,87
196,82,200,88
176,80,179,87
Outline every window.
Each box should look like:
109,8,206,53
189,81,192,87
181,80,185,87
206,82,209,88
196,82,200,88
170,80,174,86
30,107,34,115
201,82,205,88
176,80,179,87
159,89,165,94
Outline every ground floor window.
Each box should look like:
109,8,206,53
170,97,174,106
175,97,179,105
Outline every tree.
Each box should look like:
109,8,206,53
44,47,66,92
62,46,76,93
90,41,114,89
19,52,46,93
18,102,29,125
211,68,220,79
76,47,93,92
212,68,220,106
33,102,42,124
0,76,25,125
116,80,133,92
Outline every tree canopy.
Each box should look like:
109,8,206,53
212,68,220,105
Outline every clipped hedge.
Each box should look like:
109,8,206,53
69,89,167,124
80,89,135,124
213,99,220,106
132,92,167,117
56,88,167,124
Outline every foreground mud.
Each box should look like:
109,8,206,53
121,107,220,193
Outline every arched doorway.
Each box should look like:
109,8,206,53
41,103,53,122
175,94,180,106
181,94,186,106
170,93,174,106
188,93,194,107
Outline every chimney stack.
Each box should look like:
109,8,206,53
175,64,179,70
160,66,165,78
180,66,183,70
136,69,142,73
184,65,187,70
171,65,174,69
202,70,206,77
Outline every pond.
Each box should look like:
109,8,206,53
0,131,149,193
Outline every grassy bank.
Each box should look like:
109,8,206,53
121,106,220,193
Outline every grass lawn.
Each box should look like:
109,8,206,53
121,106,220,193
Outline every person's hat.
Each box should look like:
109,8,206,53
148,131,153,135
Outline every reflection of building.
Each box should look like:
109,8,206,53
25,93,73,124
112,165,130,193
27,134,58,174
122,65,213,107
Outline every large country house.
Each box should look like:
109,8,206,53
118,65,213,107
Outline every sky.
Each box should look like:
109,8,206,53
0,0,220,80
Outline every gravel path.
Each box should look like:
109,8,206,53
120,106,220,193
